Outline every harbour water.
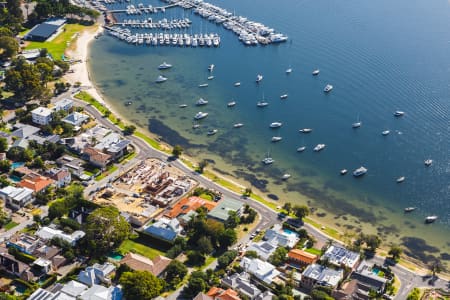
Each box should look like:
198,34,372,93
88,0,450,262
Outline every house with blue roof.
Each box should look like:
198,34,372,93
144,217,182,243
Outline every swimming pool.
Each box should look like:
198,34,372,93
11,162,25,169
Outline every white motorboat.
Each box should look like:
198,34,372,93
282,174,291,180
270,122,282,128
425,216,438,223
271,136,282,142
155,75,168,83
207,129,218,136
234,82,241,87
394,111,405,117
352,115,362,128
396,176,405,183
257,101,269,107
340,169,348,175
382,130,390,136
299,128,313,133
194,111,208,120
158,62,172,69
227,101,236,107
312,69,320,76
314,144,326,152
353,166,368,177
404,207,416,213
297,146,306,152
285,68,292,74
280,94,288,99
324,84,333,93
256,74,263,83
192,124,200,129
233,123,244,128
198,83,209,88
208,64,215,72
424,159,433,166
179,104,188,108
207,76,214,80
196,98,208,106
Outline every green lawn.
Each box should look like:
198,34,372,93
134,131,162,150
95,165,118,181
304,247,322,256
118,238,165,260
4,221,19,230
25,24,97,59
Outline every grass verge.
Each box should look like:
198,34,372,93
4,221,19,230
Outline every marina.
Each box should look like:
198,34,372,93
101,0,288,48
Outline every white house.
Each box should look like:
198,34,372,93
31,107,53,125
36,226,85,246
321,245,360,269
0,186,34,210
246,240,278,261
263,224,299,248
240,257,280,284
53,98,73,112
62,112,89,127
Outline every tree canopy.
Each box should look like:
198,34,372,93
85,206,131,256
119,271,164,300
164,260,188,288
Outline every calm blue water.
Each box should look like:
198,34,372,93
89,0,450,258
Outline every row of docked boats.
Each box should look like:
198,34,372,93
106,28,221,47
123,4,165,15
159,0,288,46
118,18,191,29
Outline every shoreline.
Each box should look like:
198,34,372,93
65,24,449,279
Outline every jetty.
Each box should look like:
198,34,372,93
105,26,221,47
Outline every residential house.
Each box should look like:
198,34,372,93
30,283,121,300
31,107,53,125
207,197,244,223
240,257,280,285
0,186,34,210
11,123,40,139
207,287,241,300
82,146,112,169
0,252,31,278
193,293,213,300
32,257,53,276
120,253,171,277
78,262,116,286
94,132,131,160
56,155,85,178
222,272,274,300
246,240,278,261
26,134,60,146
32,245,66,269
18,172,54,193
164,196,218,219
144,217,182,243
301,263,344,290
47,168,71,188
7,233,41,254
287,249,319,268
36,226,85,246
263,224,299,248
322,245,360,270
350,262,389,294
63,112,89,128
53,98,73,112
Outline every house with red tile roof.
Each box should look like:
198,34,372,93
82,146,112,169
120,253,172,277
18,172,54,193
207,287,241,300
164,196,217,219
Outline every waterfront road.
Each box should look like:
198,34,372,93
69,91,449,299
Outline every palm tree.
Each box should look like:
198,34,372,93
429,259,442,278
